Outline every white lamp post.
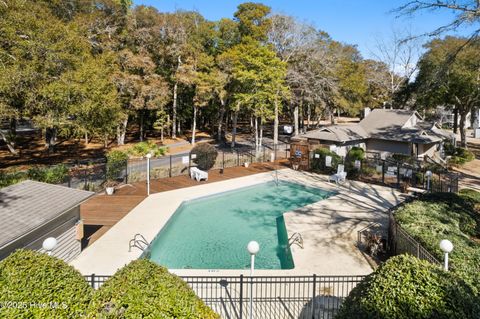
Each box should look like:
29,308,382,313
42,237,57,256
247,241,260,319
439,239,453,271
146,153,152,196
425,170,432,191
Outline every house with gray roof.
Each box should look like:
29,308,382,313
294,109,454,159
0,180,94,262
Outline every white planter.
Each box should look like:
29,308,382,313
244,162,250,168
106,187,115,195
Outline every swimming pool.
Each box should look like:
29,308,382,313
144,181,333,270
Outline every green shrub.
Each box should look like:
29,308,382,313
311,147,342,174
346,147,365,161
345,147,365,178
448,147,475,166
106,150,128,181
394,191,480,291
444,142,456,156
127,141,167,157
191,143,218,171
336,255,480,319
87,259,218,319
0,170,28,188
0,250,93,318
27,164,69,184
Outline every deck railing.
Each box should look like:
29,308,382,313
84,274,364,319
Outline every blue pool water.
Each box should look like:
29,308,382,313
144,181,333,269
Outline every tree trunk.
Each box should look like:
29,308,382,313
453,107,458,134
299,99,304,133
166,114,171,136
104,134,109,148
0,130,18,155
160,127,164,142
273,97,279,147
459,111,467,148
45,127,57,152
307,103,311,129
9,119,16,148
217,99,226,141
231,109,238,148
139,110,144,142
259,118,263,151
172,81,178,139
254,116,259,154
117,117,128,146
293,103,299,136
191,105,197,145
84,132,89,145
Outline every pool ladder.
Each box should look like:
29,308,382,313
128,233,149,252
288,232,304,249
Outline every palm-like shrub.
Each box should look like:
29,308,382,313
0,250,93,318
87,259,218,318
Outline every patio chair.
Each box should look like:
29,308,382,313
329,164,347,184
191,167,208,182
189,167,198,180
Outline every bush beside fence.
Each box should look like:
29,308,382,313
85,274,364,319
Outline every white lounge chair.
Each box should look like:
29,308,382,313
190,167,208,182
329,164,347,184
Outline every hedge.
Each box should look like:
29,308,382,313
336,255,480,319
27,164,69,184
87,259,218,318
191,143,218,171
394,190,480,292
0,250,93,318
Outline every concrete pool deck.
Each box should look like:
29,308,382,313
70,169,405,276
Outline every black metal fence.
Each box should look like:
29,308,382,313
388,213,441,265
84,274,363,319
309,154,459,193
126,142,289,183
6,142,289,192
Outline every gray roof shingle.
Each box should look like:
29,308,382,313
298,109,455,144
0,181,94,249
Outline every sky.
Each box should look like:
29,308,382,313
133,0,473,60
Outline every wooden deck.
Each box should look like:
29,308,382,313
80,161,288,232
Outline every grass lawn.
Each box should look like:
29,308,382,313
395,189,480,292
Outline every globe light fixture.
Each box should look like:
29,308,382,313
42,237,57,256
439,239,453,271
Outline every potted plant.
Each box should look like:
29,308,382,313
105,180,118,195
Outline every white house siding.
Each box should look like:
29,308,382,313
366,139,411,156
